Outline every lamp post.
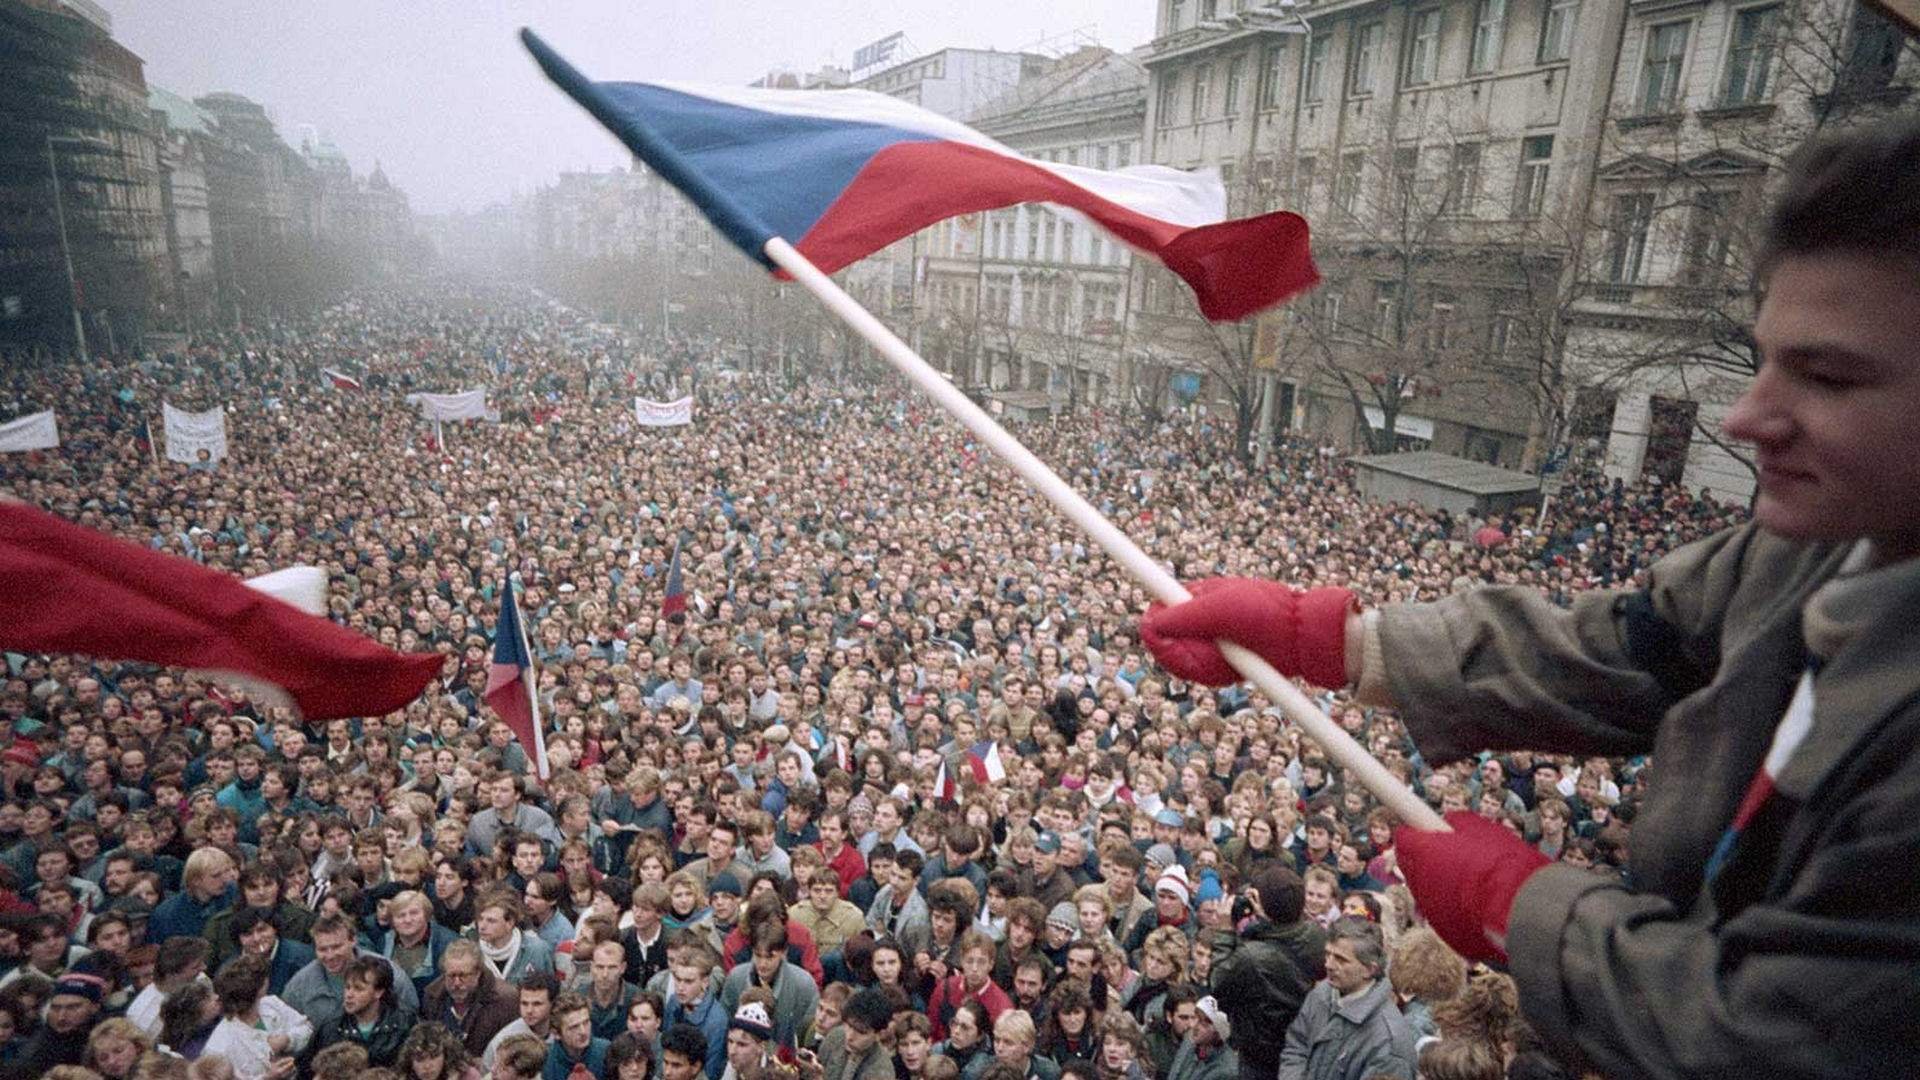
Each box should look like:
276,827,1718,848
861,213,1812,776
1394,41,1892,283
45,134,107,363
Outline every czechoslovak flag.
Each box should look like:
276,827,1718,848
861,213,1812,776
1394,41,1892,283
521,30,1318,322
0,501,439,720
661,540,687,623
322,368,362,391
486,576,549,780
968,741,1007,786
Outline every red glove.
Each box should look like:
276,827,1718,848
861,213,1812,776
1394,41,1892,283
1395,811,1551,964
1139,578,1354,688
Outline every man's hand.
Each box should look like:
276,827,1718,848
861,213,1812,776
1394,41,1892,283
1140,578,1354,688
1394,811,1550,965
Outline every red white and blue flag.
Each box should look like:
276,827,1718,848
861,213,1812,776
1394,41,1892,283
486,577,549,780
661,540,687,623
968,741,1008,786
321,368,362,391
521,31,1318,322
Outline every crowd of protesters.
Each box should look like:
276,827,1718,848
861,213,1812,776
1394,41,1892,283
0,286,1745,1080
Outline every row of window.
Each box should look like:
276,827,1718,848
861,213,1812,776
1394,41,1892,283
1155,0,1580,126
1275,133,1554,221
1028,142,1138,171
955,274,1126,331
982,207,1127,267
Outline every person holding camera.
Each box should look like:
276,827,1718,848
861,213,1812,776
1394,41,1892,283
1204,865,1325,1080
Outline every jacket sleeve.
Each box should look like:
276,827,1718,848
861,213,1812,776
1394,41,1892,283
1377,525,1761,763
1276,1004,1311,1080
1507,745,1920,1080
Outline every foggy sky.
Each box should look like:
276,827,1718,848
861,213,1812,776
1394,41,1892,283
111,1,1158,215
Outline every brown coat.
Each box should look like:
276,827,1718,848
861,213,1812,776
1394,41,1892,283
421,969,520,1060
1379,524,1920,1078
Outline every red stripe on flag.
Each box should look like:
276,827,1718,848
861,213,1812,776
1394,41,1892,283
0,503,438,720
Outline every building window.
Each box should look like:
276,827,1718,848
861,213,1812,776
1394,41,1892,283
1604,192,1655,284
1306,34,1331,102
1538,0,1578,63
1721,6,1779,105
1026,212,1041,260
1426,301,1456,352
1514,134,1552,218
1839,5,1904,94
1349,22,1383,95
1470,0,1506,73
1259,43,1287,109
1373,280,1400,335
1407,9,1443,86
1316,292,1343,333
1392,146,1420,210
1295,155,1318,206
1489,312,1518,356
1118,141,1134,167
1638,21,1691,114
1157,71,1181,126
1682,190,1736,284
1335,152,1365,215
1224,55,1245,116
1191,62,1213,119
1643,396,1699,485
1095,144,1110,170
1168,0,1186,33
1060,221,1074,262
1445,143,1482,215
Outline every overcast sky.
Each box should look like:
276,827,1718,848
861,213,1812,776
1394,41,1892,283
111,1,1158,215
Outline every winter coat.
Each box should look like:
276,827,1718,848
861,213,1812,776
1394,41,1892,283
311,1003,418,1069
1380,525,1920,1078
421,969,521,1060
1277,980,1413,1080
1166,1038,1239,1080
1208,918,1325,1073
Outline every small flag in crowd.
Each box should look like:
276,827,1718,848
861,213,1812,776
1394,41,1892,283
322,367,363,391
969,741,1007,786
485,576,550,781
0,501,440,720
934,758,957,804
661,540,687,623
521,30,1317,322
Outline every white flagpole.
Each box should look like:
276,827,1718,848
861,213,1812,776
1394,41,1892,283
512,585,549,781
763,236,1443,832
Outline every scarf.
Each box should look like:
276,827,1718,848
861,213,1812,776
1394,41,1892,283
479,927,524,979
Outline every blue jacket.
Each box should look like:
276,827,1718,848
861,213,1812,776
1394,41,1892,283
379,921,460,999
148,885,235,944
665,988,729,1079
543,1036,611,1080
267,939,315,996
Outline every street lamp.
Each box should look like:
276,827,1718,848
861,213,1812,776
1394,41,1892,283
46,134,109,363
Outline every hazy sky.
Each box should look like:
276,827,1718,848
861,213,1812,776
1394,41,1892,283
111,1,1158,215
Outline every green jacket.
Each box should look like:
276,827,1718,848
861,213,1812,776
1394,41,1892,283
1167,1037,1239,1080
1379,525,1920,1078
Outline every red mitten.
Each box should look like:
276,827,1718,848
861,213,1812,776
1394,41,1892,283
1140,578,1354,688
1395,811,1551,964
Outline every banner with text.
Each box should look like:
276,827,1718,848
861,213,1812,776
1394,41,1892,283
0,411,59,453
162,403,228,464
406,388,497,422
634,396,693,427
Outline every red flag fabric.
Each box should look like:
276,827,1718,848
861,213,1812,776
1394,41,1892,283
0,502,440,720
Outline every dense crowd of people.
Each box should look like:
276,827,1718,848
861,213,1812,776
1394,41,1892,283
0,285,1745,1080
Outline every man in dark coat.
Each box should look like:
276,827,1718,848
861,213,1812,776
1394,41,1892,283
1209,865,1325,1080
421,939,521,1059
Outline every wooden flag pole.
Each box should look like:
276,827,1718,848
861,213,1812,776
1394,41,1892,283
764,237,1445,832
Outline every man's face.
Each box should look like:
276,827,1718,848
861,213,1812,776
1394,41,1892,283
844,1019,880,1054
661,1051,702,1080
751,946,783,982
45,993,97,1034
962,947,993,988
1305,879,1334,914
1324,939,1374,994
519,987,552,1028
492,777,518,811
711,891,739,922
592,943,625,987
1013,966,1045,1003
559,1006,593,1053
727,1029,764,1072
393,901,427,940
707,827,736,864
343,975,380,1017
241,920,278,956
1168,1001,1197,1037
513,841,544,878
314,928,355,973
1729,252,1920,557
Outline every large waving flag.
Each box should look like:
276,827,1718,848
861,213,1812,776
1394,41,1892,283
0,502,439,720
486,577,549,780
521,30,1316,321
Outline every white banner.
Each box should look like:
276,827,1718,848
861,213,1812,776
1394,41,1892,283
0,411,59,453
405,388,497,422
634,396,693,427
163,402,228,464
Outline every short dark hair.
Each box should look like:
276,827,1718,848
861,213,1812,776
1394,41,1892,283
1762,113,1920,280
660,1022,709,1065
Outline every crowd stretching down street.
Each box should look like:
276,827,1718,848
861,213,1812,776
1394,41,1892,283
0,286,1743,1080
